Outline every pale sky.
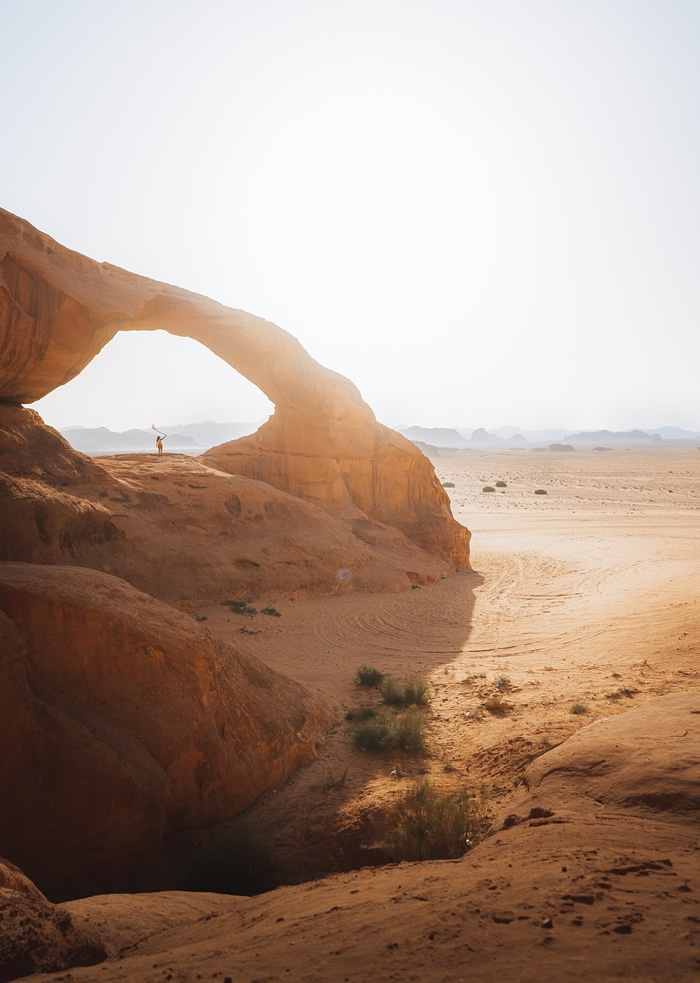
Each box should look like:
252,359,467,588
3,0,699,433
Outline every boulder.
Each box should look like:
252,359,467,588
0,860,105,981
0,563,333,901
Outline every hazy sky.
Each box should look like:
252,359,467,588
3,0,699,432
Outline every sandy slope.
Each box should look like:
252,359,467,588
31,448,700,982
188,448,700,883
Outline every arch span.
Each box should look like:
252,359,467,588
0,208,469,568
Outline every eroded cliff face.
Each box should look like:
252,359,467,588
0,563,333,901
0,207,469,569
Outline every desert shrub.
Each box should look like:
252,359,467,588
442,481,455,488
534,489,547,496
483,693,514,714
390,708,426,750
381,675,430,707
353,709,425,752
222,599,257,615
353,715,389,751
570,702,588,715
606,687,637,701
193,614,208,622
345,706,376,722
386,781,486,861
261,606,281,617
494,675,512,692
482,486,496,493
495,480,507,488
356,666,384,687
178,818,274,896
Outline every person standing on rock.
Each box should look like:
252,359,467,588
156,434,167,456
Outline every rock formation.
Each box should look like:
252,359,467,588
0,403,451,598
0,860,106,981
0,207,470,570
0,562,333,901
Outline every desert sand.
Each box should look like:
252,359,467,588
24,445,699,983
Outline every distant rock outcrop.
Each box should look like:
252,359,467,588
398,426,470,449
0,563,333,901
564,429,663,445
0,207,469,570
469,427,503,446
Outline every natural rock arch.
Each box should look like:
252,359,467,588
0,208,469,567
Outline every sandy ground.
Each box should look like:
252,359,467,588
33,446,700,982
179,447,699,883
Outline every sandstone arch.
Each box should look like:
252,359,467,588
0,208,469,568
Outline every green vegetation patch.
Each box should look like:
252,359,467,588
221,599,257,615
606,686,638,700
386,781,486,861
345,706,376,722
353,708,425,752
356,666,385,687
381,674,431,707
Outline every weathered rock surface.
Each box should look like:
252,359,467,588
0,403,450,597
494,693,700,825
0,207,469,569
495,691,700,828
0,563,334,901
0,860,105,982
36,695,700,982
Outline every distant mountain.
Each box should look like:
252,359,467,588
398,426,470,449
645,426,700,440
456,427,571,443
394,425,700,450
399,424,700,449
60,427,199,452
563,429,663,445
486,425,523,439
60,420,266,454
469,427,502,445
160,420,263,446
509,433,528,446
495,427,571,442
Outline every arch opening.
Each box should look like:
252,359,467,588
32,329,273,452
